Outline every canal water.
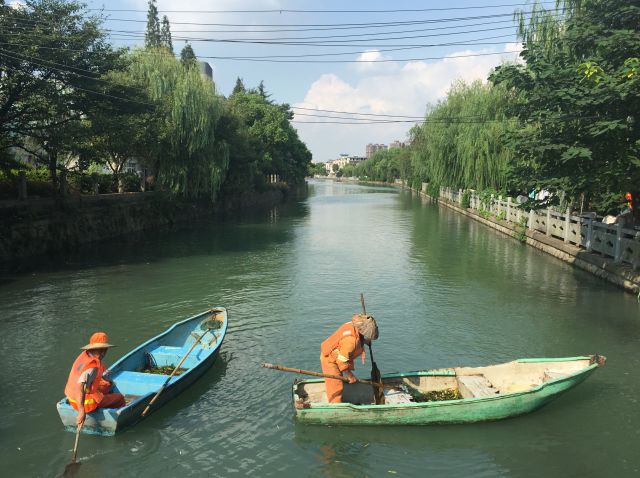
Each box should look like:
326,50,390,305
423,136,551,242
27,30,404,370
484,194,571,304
0,180,638,477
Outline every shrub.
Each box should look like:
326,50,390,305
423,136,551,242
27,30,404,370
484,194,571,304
426,181,440,199
121,173,141,192
461,190,471,208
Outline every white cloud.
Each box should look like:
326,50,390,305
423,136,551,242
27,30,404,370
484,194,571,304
294,46,523,162
351,50,399,74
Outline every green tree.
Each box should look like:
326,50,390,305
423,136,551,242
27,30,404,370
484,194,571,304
160,15,173,53
410,80,515,191
144,0,161,49
83,64,157,191
232,77,246,96
308,162,327,177
491,0,640,212
180,42,197,68
223,88,311,190
127,49,226,200
257,80,269,100
0,0,124,188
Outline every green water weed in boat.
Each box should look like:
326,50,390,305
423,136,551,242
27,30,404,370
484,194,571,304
143,366,188,375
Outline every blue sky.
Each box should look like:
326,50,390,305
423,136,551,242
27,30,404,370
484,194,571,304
81,0,534,161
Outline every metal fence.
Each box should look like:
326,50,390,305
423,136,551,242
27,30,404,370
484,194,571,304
423,184,640,269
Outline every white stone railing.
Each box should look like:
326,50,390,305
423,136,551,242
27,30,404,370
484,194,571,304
421,183,640,269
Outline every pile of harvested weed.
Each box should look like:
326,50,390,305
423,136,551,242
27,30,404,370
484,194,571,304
404,387,461,402
143,366,187,375
201,319,223,330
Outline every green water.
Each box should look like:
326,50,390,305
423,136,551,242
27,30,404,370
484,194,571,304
1,180,638,477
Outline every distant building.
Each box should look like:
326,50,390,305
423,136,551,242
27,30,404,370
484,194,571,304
325,159,336,175
198,61,213,82
389,140,406,149
366,143,387,158
324,154,366,175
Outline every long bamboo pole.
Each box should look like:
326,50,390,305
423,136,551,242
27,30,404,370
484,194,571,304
261,363,397,390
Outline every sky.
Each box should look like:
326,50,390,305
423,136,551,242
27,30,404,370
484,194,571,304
79,0,535,162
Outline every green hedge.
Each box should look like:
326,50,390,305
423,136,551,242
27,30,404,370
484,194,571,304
0,168,142,198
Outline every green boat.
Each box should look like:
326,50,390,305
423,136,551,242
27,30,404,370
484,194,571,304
292,355,605,425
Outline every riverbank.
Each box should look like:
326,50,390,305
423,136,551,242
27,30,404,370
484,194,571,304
414,187,640,295
0,187,289,264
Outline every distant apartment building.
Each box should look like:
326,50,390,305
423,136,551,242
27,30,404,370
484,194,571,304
325,154,367,175
325,159,336,175
199,61,213,82
366,143,387,158
389,140,406,149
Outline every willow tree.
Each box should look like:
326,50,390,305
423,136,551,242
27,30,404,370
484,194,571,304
127,49,227,200
411,80,516,192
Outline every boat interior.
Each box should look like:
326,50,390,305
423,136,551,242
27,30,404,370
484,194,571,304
295,358,594,406
109,311,225,400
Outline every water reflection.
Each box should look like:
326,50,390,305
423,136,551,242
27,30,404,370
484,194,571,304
0,197,311,280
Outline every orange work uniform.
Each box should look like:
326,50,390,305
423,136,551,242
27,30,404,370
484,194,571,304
320,321,365,403
65,351,125,412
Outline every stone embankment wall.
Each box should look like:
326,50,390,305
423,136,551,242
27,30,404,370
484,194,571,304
414,184,640,295
0,189,285,263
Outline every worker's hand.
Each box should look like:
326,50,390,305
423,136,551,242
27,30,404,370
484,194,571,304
76,409,86,426
347,372,357,384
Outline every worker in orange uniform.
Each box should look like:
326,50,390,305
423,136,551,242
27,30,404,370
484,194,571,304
65,332,126,426
320,314,379,403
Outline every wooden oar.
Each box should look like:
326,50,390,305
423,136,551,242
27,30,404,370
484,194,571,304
360,293,385,404
141,326,213,417
62,425,83,476
261,362,398,390
63,385,87,477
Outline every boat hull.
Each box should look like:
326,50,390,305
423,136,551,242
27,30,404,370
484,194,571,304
57,308,227,436
294,357,601,426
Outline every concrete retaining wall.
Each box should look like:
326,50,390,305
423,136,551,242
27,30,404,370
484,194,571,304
416,188,640,295
0,189,285,263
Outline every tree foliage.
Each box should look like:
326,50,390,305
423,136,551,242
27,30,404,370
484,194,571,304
160,15,173,53
491,0,640,212
0,0,124,183
411,81,516,191
144,0,161,49
0,0,315,203
180,42,197,68
342,148,412,183
126,49,226,200
222,85,311,193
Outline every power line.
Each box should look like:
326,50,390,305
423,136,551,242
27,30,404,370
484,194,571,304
0,47,150,95
200,50,522,63
85,2,556,14
2,11,552,40
3,19,526,44
102,25,521,46
98,10,560,28
6,9,561,33
0,53,155,107
0,28,523,60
